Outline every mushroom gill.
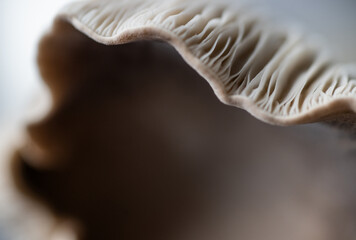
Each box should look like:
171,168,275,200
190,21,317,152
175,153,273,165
2,0,356,240
54,0,356,125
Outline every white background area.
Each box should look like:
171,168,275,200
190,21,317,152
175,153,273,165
0,0,73,125
0,0,356,125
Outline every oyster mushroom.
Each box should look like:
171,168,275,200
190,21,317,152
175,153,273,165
52,0,356,125
1,0,356,240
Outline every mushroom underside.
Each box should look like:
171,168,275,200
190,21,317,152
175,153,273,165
10,19,356,240
54,0,356,126
3,0,356,239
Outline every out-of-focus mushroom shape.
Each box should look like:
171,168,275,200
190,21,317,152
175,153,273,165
2,0,356,240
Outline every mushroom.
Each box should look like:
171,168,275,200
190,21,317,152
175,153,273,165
1,0,356,239
54,0,356,126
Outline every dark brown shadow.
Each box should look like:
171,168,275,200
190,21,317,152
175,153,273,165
15,20,245,240
10,20,356,240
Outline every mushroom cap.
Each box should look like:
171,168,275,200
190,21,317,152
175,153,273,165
2,0,356,239
52,0,356,125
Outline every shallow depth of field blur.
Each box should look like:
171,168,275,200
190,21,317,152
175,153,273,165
1,0,356,240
